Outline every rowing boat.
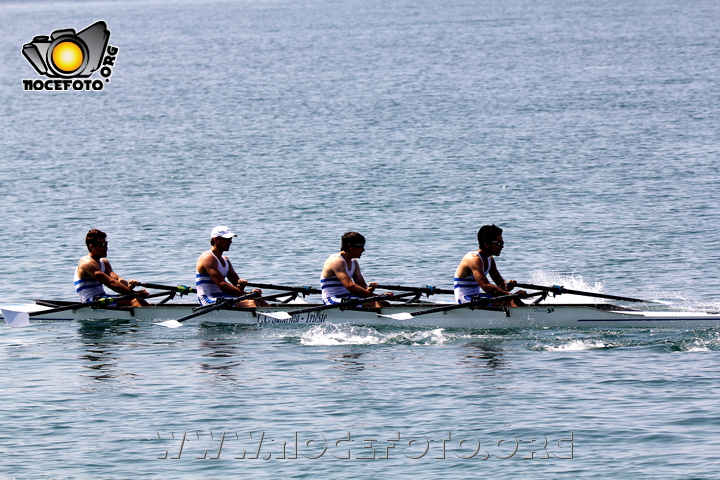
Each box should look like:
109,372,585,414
3,299,720,329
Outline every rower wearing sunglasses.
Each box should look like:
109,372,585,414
453,224,527,307
320,231,393,308
74,229,150,307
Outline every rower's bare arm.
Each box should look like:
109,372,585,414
471,258,507,296
85,260,139,296
488,268,526,298
225,260,241,287
104,262,149,297
455,253,477,280
489,265,509,293
352,268,386,297
198,253,243,296
107,268,126,286
329,257,375,298
224,263,259,296
352,264,369,289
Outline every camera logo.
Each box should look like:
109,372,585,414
22,21,119,91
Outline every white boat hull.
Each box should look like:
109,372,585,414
3,301,720,329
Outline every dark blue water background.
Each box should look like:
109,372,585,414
0,0,718,477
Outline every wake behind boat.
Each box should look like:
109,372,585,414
3,289,720,329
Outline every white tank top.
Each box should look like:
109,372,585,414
320,253,357,301
454,252,493,302
74,256,107,303
196,252,230,298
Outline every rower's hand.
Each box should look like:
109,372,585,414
127,280,148,297
251,288,262,296
367,282,377,292
236,279,248,290
506,280,517,291
517,289,528,298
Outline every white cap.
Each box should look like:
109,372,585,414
211,225,237,239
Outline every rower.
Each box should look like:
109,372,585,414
74,229,150,307
195,225,268,308
320,231,393,308
453,224,528,307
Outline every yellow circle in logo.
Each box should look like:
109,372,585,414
51,41,84,73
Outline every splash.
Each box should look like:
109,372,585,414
527,270,606,304
679,332,720,352
526,270,710,308
528,270,603,291
685,342,711,352
299,323,451,346
541,339,611,351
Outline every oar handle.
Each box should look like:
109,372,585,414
515,283,648,303
139,283,197,295
375,284,454,296
251,291,299,303
92,291,171,306
245,282,321,296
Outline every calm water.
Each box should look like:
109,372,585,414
1,0,719,477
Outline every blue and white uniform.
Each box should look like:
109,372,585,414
196,252,232,306
74,256,109,303
321,254,362,305
454,252,494,304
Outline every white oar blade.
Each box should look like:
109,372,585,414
259,311,293,320
377,312,415,321
1,309,31,328
155,320,184,329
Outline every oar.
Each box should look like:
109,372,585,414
515,283,672,304
258,292,417,321
155,292,261,329
140,282,322,296
378,291,545,321
138,283,196,295
245,282,321,296
1,292,170,328
375,284,454,296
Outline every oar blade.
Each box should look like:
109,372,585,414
376,312,415,321
651,299,674,305
258,311,293,320
1,309,31,328
154,319,184,329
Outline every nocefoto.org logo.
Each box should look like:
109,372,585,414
22,21,119,91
